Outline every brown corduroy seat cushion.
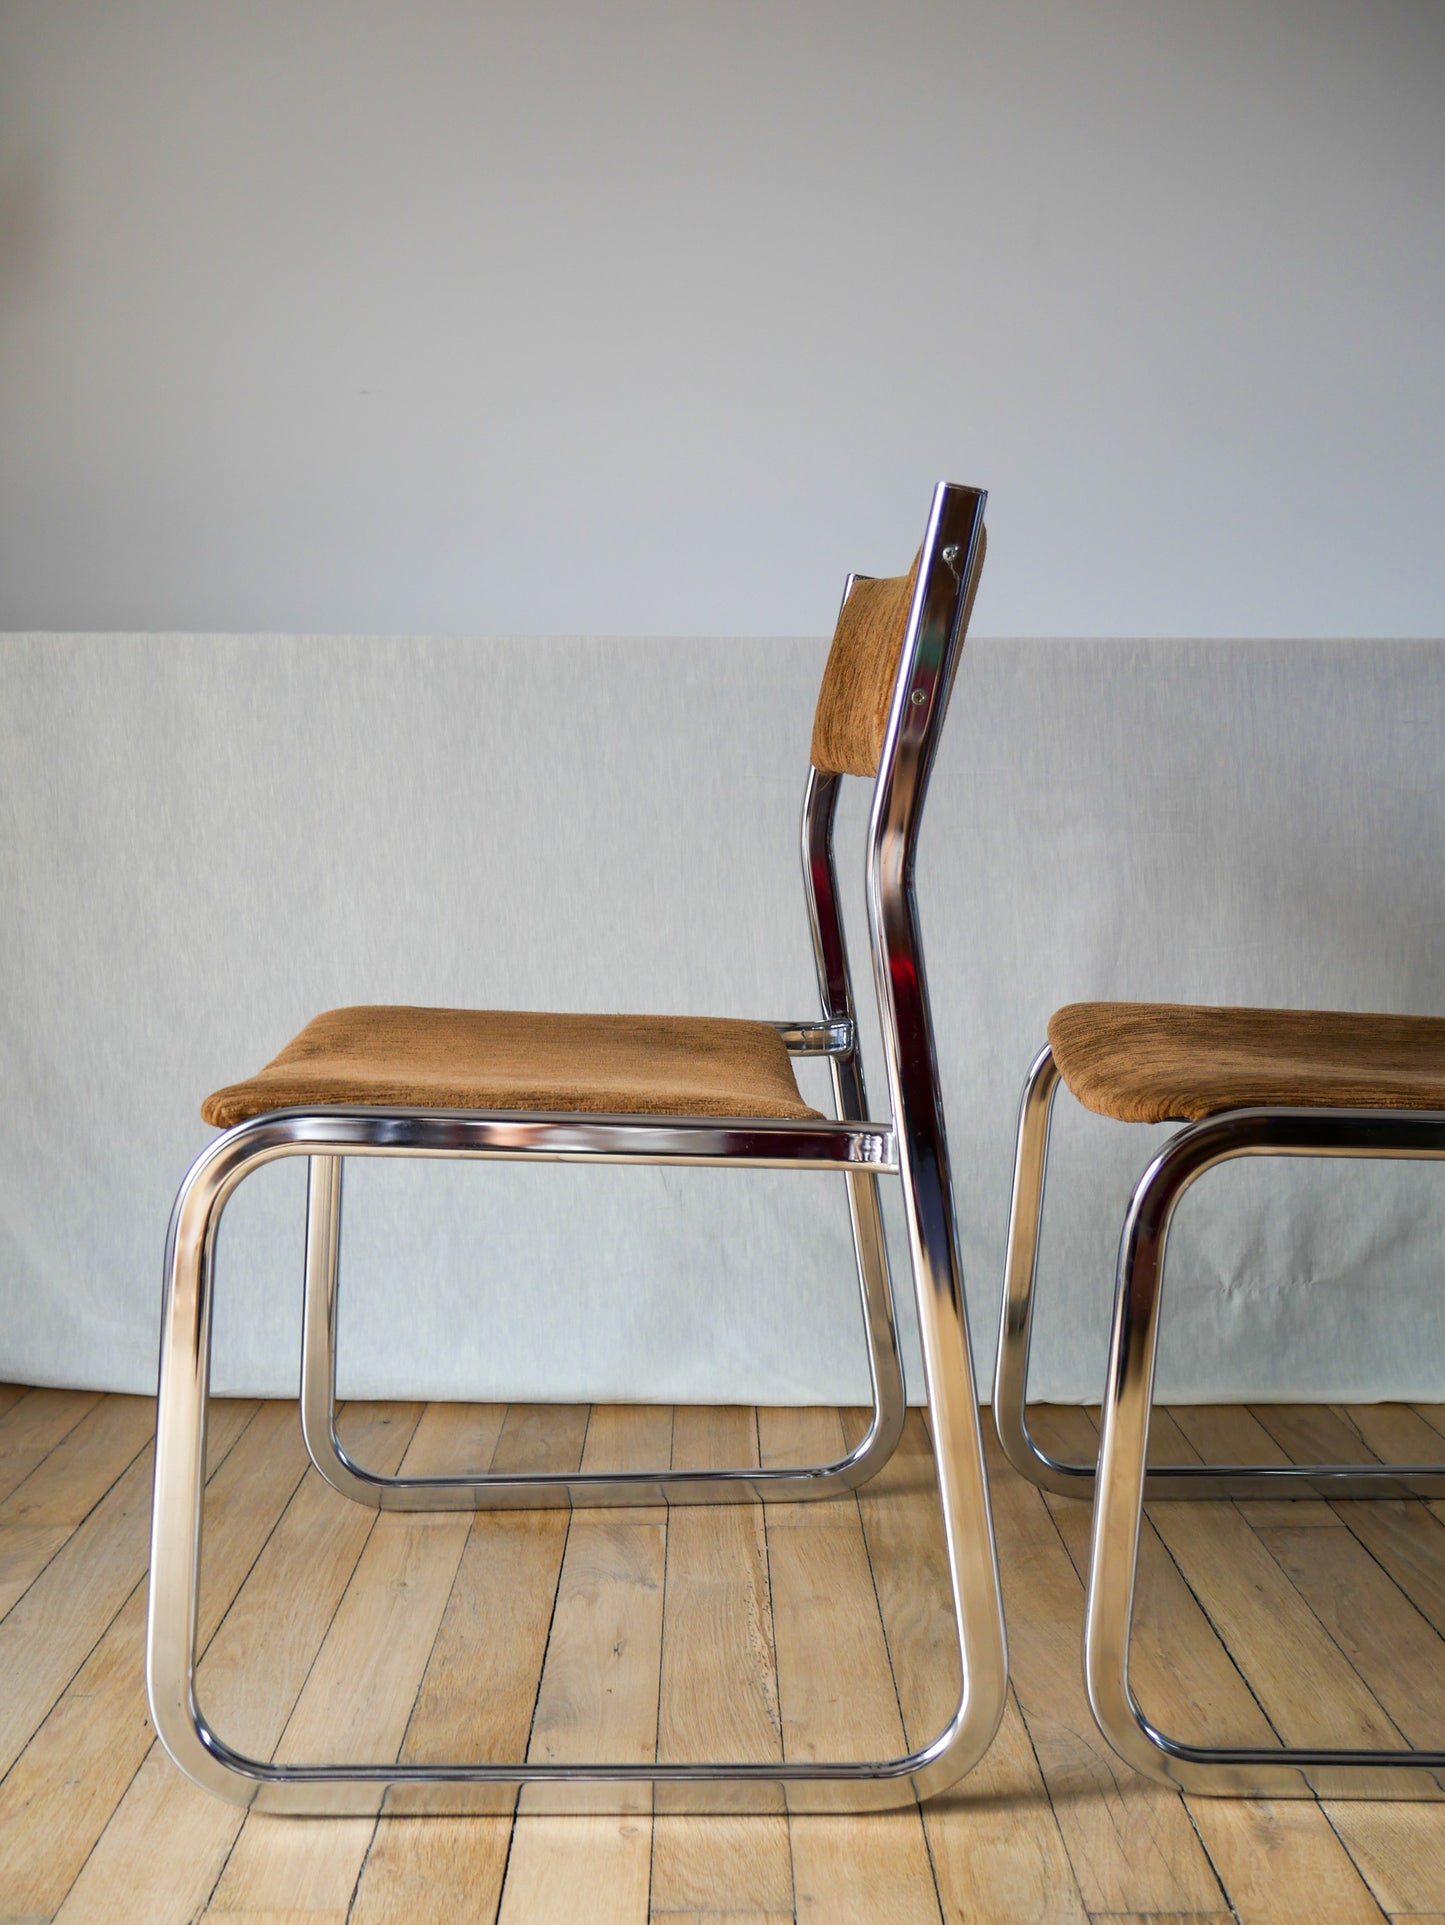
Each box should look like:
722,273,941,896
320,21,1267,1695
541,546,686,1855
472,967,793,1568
1048,1001,1445,1126
201,1005,822,1129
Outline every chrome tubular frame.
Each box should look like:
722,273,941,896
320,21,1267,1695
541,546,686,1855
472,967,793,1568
994,1046,1445,1500
296,780,907,1511
1086,1105,1445,1798
147,481,1009,1813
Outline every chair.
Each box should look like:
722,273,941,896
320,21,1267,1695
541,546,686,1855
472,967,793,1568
994,999,1445,1795
146,480,1009,1814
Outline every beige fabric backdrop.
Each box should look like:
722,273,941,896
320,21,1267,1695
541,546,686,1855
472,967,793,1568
2,634,1442,1403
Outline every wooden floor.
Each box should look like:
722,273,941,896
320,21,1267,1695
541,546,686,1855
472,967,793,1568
4,1393,1445,1923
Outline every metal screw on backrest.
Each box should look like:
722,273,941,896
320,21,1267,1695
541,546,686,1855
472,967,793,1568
941,545,960,563
910,690,927,706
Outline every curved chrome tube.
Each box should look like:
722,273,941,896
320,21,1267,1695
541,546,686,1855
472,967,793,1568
993,1052,1445,1501
991,1045,1078,1488
862,484,1008,1794
296,772,910,1513
147,482,1008,1812
1085,1105,1445,1799
148,1109,948,1812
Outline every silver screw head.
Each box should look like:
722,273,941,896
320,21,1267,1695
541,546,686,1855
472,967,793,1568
941,544,960,563
910,689,927,706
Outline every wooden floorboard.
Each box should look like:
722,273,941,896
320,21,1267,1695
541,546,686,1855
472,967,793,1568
651,1405,792,1920
500,1404,665,1925
761,1405,942,1925
1030,1405,1389,1925
7,1392,1445,1921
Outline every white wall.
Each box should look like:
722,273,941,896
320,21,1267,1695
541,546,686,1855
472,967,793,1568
2,0,1443,637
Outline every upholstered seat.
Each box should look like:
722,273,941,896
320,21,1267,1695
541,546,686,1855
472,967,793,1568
201,1004,821,1128
1048,1000,1445,1126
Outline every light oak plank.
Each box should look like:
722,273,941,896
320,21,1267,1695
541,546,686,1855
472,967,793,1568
1249,1399,1445,1653
860,1408,1087,1923
1335,1499,1445,1641
1163,1404,1343,1530
754,1406,857,1529
0,1394,154,1530
17,1394,1445,1924
0,1394,157,1618
1339,1403,1445,1468
207,1914,347,1924
1253,1403,1383,1464
525,1422,665,1783
206,1406,477,1916
0,1520,75,1618
1246,1413,1445,1921
350,1400,582,1922
1085,1915,1236,1924
0,1382,32,1421
500,1406,666,1925
0,1388,102,1504
651,1405,791,1920
499,1812,653,1925
55,1402,420,1925
1175,1406,1445,1917
1303,1801,1445,1922
203,1402,423,1759
0,1396,255,1786
1029,1406,1276,1754
981,1421,1225,1917
1145,1507,1401,1748
383,1402,573,1773
656,1915,793,1924
583,1402,672,1521
351,1818,512,1925
335,1397,506,1485
1164,1403,1290,1466
762,1405,941,1925
0,1400,281,1917
1181,1795,1386,1925
1041,1405,1398,1923
489,1402,591,1477
1156,1408,1415,1760
1261,1522,1445,1746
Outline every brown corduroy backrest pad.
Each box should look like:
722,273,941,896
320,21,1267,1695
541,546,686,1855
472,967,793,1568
809,527,986,778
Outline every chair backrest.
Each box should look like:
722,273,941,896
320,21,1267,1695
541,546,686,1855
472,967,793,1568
800,477,987,1307
802,485,999,1733
811,517,986,780
802,483,987,1082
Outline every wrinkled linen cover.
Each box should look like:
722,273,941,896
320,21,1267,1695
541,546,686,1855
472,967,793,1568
3,633,1441,1403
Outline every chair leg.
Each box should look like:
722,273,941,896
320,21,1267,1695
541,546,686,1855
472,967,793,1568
299,1153,908,1509
995,1055,1445,1503
992,1045,1089,1493
1085,1109,1445,1797
147,1113,1008,1812
146,1138,241,1805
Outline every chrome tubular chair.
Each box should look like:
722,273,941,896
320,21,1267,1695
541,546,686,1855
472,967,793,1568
994,1001,1445,1795
146,480,1009,1813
